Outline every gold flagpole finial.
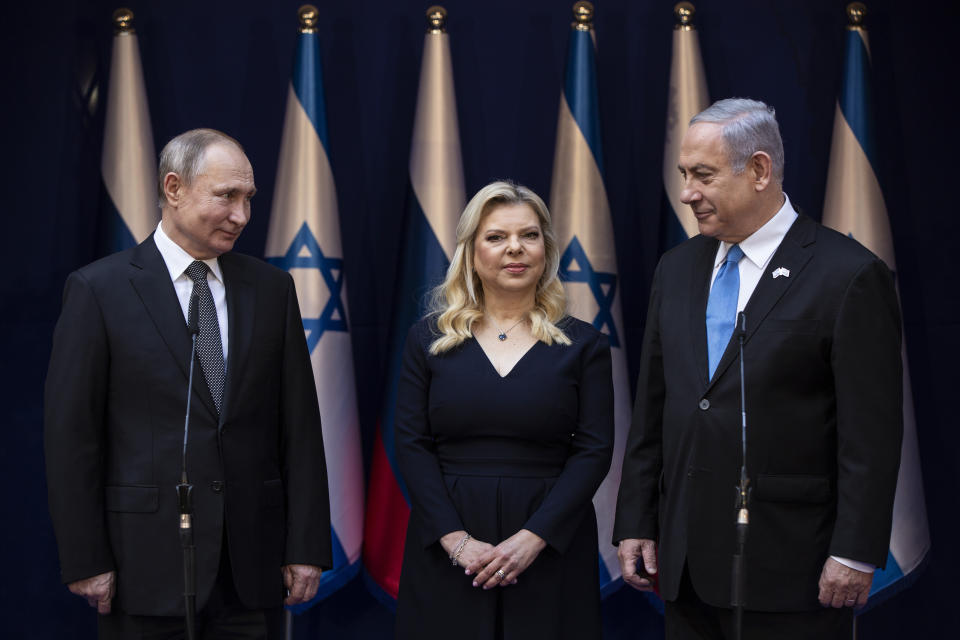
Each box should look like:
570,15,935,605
674,2,697,31
572,1,594,31
112,8,134,35
426,6,447,34
298,5,319,34
846,2,867,29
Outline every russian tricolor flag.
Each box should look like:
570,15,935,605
362,7,465,604
660,3,709,249
548,3,628,598
100,9,157,252
821,5,930,606
264,6,364,608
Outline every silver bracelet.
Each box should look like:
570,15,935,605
450,533,471,566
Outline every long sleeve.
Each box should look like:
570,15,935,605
279,273,333,568
828,257,902,567
613,260,665,543
394,323,465,547
44,271,116,584
523,328,614,553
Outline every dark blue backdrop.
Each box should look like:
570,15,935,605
2,0,956,637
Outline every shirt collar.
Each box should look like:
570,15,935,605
715,193,799,270
154,221,224,285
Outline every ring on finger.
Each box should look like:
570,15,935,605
845,599,856,605
495,569,506,581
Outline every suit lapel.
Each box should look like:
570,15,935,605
128,237,219,419
692,238,720,389
707,215,817,389
219,254,255,428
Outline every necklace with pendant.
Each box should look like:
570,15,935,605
489,316,525,341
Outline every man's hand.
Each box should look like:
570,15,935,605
469,529,546,589
68,571,116,614
282,564,323,606
818,557,872,609
619,538,657,592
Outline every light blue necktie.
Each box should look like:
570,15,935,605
706,244,744,379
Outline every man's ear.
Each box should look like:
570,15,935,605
749,151,773,192
162,172,183,207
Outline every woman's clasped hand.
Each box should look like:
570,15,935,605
442,529,547,589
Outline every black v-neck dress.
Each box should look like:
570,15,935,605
394,316,614,639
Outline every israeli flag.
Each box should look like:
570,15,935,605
822,11,930,606
549,6,628,597
362,8,465,604
264,9,363,606
100,10,157,251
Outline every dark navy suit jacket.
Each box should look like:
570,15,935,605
614,214,903,611
45,236,331,616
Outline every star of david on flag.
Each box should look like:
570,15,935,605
267,222,348,353
559,236,620,348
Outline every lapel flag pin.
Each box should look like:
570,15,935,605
772,267,790,279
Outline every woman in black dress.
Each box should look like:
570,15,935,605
394,180,614,639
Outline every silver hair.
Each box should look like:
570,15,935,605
690,98,785,183
157,128,244,208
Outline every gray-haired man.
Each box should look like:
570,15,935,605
614,99,902,638
45,129,331,637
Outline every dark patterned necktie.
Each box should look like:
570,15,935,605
185,261,225,414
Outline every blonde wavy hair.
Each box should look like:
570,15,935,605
428,180,570,355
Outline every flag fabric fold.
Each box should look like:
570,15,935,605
548,16,628,598
661,15,709,248
362,20,465,604
264,21,364,608
100,19,157,251
822,20,930,607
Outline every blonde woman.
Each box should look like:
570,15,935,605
394,181,613,639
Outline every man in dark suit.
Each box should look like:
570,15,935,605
45,128,331,637
613,99,902,638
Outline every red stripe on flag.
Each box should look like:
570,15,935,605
362,423,410,599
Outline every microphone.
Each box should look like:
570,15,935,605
187,293,200,337
731,312,749,639
178,292,200,639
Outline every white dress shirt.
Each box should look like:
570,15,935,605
154,221,229,362
709,193,798,306
709,194,874,575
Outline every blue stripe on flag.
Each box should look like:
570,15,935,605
870,549,904,594
99,187,136,253
563,29,604,176
838,30,876,169
660,187,689,249
293,32,329,148
597,553,617,598
289,526,360,613
858,549,928,613
379,186,450,505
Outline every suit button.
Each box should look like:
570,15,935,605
699,398,710,410
211,480,224,493
687,467,695,478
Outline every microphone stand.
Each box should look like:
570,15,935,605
731,312,749,640
178,294,200,640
